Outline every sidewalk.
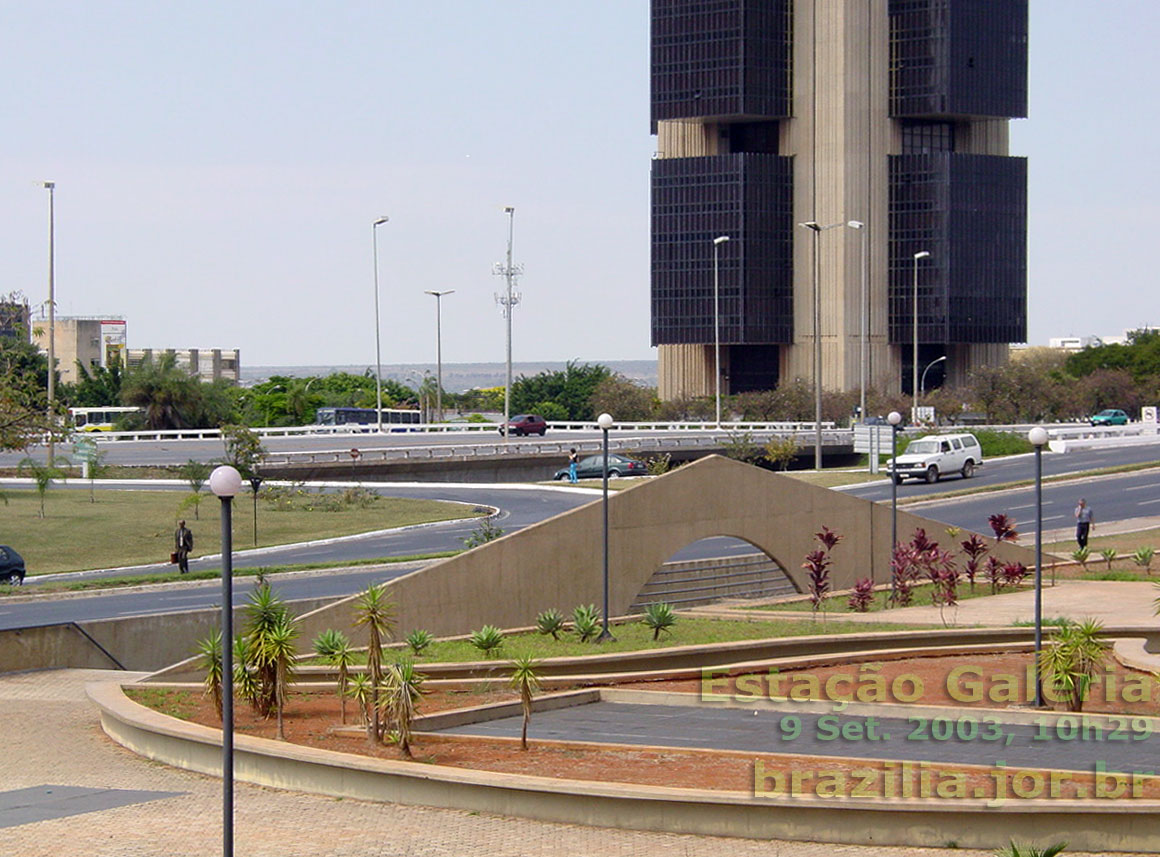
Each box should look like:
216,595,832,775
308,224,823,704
1,668,1130,857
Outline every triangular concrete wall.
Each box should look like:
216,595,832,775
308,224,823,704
296,455,1036,645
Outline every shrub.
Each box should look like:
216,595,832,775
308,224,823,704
572,604,601,643
847,578,875,613
1070,546,1090,570
462,517,505,549
988,513,1019,544
1038,619,1109,712
762,435,799,471
644,452,672,476
535,608,566,640
641,602,677,640
1099,548,1118,570
405,629,434,655
468,625,505,657
969,429,1035,457
960,534,989,589
1133,547,1155,574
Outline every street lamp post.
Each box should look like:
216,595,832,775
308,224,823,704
597,412,615,642
712,236,729,429
1029,426,1049,707
911,250,931,421
424,290,455,422
920,355,947,398
847,220,868,422
372,216,389,433
887,411,902,594
209,464,243,857
44,181,56,466
799,221,844,469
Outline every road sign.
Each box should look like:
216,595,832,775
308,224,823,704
72,438,98,462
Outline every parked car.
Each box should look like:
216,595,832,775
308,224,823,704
499,414,547,436
554,453,648,480
0,546,26,586
1090,409,1129,426
885,432,983,484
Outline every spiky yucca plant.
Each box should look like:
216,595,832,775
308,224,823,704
641,602,677,640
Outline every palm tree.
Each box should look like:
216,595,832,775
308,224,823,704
347,673,373,726
381,659,426,759
352,584,396,744
119,353,203,430
259,614,299,740
194,629,223,721
508,656,541,751
312,629,355,724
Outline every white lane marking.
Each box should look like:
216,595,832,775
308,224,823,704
1139,498,1160,506
1041,515,1066,522
1007,504,1034,511
1125,484,1159,492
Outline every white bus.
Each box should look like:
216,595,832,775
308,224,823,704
69,406,143,432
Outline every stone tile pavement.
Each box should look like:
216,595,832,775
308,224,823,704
0,669,1125,857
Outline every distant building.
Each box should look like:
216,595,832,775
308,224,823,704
650,0,1028,398
32,316,126,384
0,298,31,341
127,348,240,384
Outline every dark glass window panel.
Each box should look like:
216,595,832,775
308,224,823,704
651,154,794,346
651,0,792,128
890,0,1027,119
901,121,954,153
888,153,1027,345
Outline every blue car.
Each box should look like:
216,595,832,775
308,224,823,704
1090,409,1129,426
0,545,26,586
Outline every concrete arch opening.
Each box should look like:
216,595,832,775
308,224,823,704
631,536,797,611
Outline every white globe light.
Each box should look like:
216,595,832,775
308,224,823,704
1028,426,1049,447
597,413,613,430
887,411,902,426
209,465,244,498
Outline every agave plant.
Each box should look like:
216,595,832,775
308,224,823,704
379,659,427,759
312,629,354,725
405,629,434,655
346,673,373,726
242,582,291,718
1133,546,1155,574
469,625,505,657
509,656,542,750
1099,547,1118,571
535,608,566,640
641,602,677,640
1070,546,1090,571
194,629,224,721
995,842,1068,857
572,604,601,643
1038,619,1109,712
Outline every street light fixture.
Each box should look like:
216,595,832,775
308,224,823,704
209,464,243,857
44,181,56,466
711,235,730,429
912,250,931,422
424,290,455,423
920,355,947,398
847,220,868,422
372,216,389,434
1029,425,1049,707
887,411,903,594
799,220,844,470
597,412,615,642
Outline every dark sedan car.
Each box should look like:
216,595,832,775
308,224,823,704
499,414,547,436
0,545,26,586
554,453,648,480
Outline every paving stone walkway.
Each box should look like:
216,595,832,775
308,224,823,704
0,669,1128,856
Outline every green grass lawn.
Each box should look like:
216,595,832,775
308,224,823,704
0,487,483,576
318,615,928,666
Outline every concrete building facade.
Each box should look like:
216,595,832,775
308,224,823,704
651,0,1028,400
126,348,241,384
32,316,126,384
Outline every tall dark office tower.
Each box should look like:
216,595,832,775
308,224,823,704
650,0,1028,400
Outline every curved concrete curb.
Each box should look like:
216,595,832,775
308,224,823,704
90,673,1160,852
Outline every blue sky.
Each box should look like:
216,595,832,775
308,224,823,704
1,1,1156,368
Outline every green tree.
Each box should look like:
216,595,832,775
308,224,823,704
380,659,426,759
18,456,70,517
509,656,541,751
511,361,613,421
0,334,64,451
220,424,267,479
178,459,212,520
60,356,124,407
119,353,205,429
258,613,299,740
241,582,291,718
353,584,396,745
589,374,655,421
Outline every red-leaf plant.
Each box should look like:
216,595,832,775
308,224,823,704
847,577,875,613
960,534,989,590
